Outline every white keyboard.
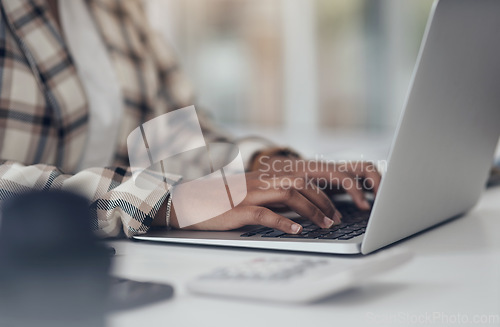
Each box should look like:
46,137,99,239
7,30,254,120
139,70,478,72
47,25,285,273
187,248,412,303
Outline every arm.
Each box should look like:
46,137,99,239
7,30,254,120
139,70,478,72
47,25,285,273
0,161,167,238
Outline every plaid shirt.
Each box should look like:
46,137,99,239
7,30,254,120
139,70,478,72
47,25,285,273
0,0,235,237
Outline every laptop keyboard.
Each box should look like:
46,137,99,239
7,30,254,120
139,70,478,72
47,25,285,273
240,202,370,241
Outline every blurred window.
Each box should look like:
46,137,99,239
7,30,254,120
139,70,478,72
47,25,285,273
146,0,433,132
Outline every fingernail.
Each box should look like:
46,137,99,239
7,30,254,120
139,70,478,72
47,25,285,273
291,224,302,234
323,217,335,228
362,200,371,210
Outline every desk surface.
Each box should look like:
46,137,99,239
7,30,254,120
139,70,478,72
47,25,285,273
108,187,500,327
108,129,500,327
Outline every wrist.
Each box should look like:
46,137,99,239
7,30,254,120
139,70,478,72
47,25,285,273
169,206,179,229
152,198,167,227
152,194,175,229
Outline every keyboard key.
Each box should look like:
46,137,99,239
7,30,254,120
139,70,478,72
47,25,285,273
240,232,257,237
256,228,273,235
280,234,309,239
339,232,362,240
352,230,365,236
305,230,329,238
262,230,286,238
319,232,343,239
303,226,320,232
329,225,343,232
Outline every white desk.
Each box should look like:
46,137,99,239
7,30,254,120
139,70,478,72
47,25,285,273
108,130,500,327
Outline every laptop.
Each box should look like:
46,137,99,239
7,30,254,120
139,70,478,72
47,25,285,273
134,0,500,255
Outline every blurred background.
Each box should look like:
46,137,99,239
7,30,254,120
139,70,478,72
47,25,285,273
146,0,434,135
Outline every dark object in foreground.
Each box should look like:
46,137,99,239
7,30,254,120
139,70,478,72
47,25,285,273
0,191,174,327
0,191,110,327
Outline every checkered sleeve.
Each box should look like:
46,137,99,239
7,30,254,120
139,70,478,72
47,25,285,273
0,161,167,238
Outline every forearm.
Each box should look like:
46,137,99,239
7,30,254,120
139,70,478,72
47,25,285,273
0,161,168,238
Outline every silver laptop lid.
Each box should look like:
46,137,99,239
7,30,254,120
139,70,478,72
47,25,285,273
362,0,500,254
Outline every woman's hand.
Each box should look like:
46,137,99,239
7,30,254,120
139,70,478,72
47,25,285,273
167,155,381,234
169,171,341,234
255,155,382,210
